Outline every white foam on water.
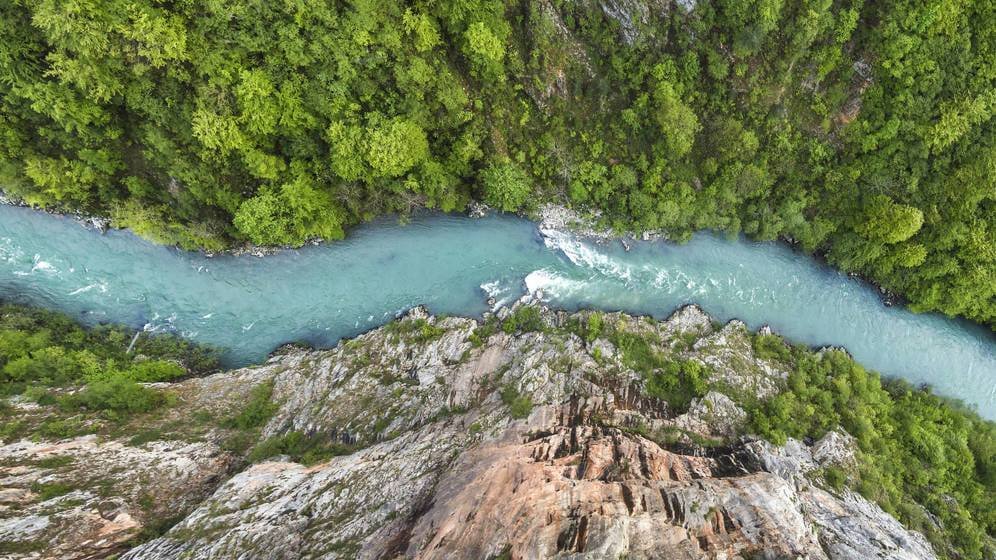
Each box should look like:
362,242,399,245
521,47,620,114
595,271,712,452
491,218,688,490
480,280,501,298
523,269,587,300
540,228,633,283
68,282,108,296
0,238,24,264
480,279,517,310
144,313,178,334
31,255,59,274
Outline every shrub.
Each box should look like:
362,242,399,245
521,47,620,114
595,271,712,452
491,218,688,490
643,358,709,412
225,381,277,431
500,384,533,419
125,360,186,382
481,161,530,212
249,431,360,465
747,350,996,559
30,482,74,502
501,306,544,334
63,376,166,414
752,333,790,362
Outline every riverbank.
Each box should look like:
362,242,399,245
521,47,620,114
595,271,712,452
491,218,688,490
0,189,110,234
1,202,992,417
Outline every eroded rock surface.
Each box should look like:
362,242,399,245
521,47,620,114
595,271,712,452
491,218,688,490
0,304,936,560
101,304,935,560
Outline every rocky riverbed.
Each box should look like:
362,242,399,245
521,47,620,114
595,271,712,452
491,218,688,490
1,303,938,559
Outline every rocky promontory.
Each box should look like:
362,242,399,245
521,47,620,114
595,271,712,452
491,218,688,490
1,303,939,559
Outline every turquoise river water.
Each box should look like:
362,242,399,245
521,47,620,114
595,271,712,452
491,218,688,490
0,204,993,418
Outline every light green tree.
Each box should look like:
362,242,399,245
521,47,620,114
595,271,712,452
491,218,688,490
481,161,530,211
855,195,924,244
367,118,429,177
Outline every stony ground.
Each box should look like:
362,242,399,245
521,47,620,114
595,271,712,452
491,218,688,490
1,303,936,559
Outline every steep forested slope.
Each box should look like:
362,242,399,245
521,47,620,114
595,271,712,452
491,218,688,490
0,0,993,326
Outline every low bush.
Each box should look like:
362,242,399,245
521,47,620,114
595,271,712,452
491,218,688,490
249,431,361,465
500,384,533,419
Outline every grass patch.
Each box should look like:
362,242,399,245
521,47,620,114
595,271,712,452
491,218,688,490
224,381,277,431
501,306,545,334
386,318,445,343
608,328,708,412
30,481,74,501
249,431,363,465
500,384,533,419
33,455,74,468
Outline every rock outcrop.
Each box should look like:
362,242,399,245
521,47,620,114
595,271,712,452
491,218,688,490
2,304,937,559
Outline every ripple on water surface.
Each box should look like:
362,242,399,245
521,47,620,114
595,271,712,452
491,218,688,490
0,204,993,419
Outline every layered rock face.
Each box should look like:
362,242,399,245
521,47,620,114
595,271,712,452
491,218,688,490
2,305,936,559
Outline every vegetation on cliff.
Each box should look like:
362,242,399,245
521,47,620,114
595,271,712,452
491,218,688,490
0,302,993,557
0,0,993,327
0,302,218,438
746,340,995,559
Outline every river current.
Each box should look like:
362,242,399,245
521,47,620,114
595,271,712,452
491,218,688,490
1,205,993,418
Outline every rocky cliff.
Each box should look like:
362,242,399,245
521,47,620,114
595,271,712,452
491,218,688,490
1,304,937,559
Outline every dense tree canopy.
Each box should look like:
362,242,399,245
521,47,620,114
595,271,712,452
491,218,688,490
748,342,996,560
0,0,993,327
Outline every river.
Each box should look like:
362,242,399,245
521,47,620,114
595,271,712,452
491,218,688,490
1,204,993,418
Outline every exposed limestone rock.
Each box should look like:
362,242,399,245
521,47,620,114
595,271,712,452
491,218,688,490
0,437,234,559
670,391,747,438
107,305,934,560
599,0,653,44
692,320,789,399
2,304,935,560
0,358,290,558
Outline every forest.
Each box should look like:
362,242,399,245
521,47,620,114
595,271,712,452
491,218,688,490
748,336,995,560
0,0,993,328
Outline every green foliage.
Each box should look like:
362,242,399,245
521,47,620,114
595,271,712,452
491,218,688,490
748,349,996,559
30,481,75,502
501,306,545,334
499,384,533,419
584,312,604,343
653,81,700,158
469,316,500,347
752,333,791,362
225,381,277,431
0,0,992,329
33,455,74,469
385,317,446,343
36,417,88,440
366,119,430,178
463,22,506,82
481,161,530,212
234,176,345,246
249,431,361,465
643,359,709,412
608,326,708,412
854,195,924,244
61,375,165,414
0,303,217,399
0,303,218,424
